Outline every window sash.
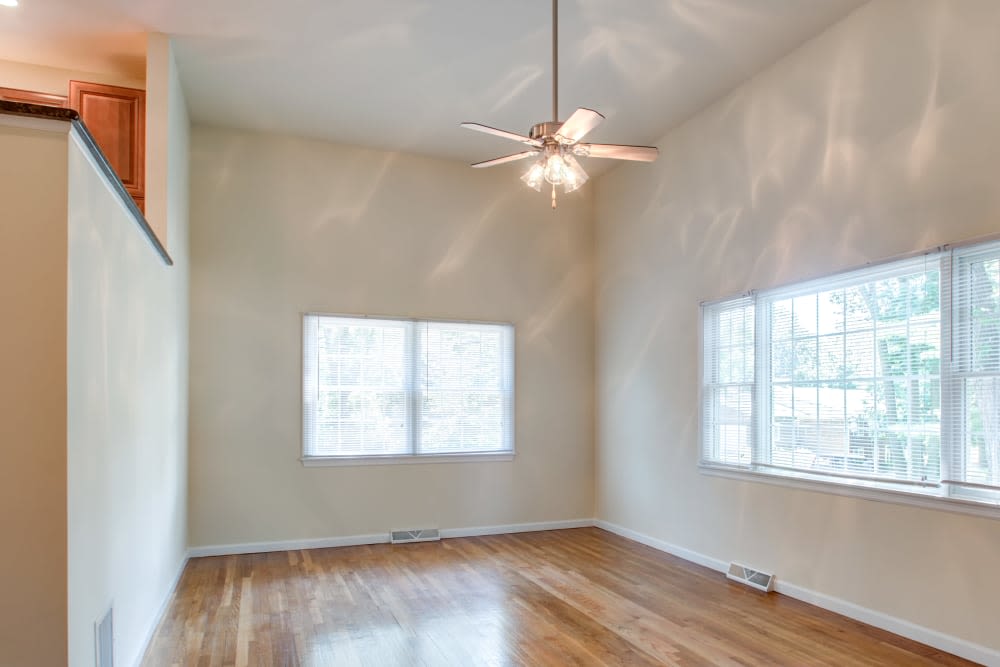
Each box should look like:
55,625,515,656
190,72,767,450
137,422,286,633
702,296,755,467
303,314,514,459
945,241,1000,495
701,241,1000,508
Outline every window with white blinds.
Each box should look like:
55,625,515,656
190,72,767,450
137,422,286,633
702,296,755,467
949,244,1000,498
303,314,514,461
701,240,1000,510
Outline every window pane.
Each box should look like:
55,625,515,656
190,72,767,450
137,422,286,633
953,249,1000,491
962,377,1000,486
306,318,411,457
763,263,941,483
701,297,754,466
416,322,514,455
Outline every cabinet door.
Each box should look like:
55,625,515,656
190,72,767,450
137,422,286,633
69,81,145,207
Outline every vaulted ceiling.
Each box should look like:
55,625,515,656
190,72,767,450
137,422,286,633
0,0,867,164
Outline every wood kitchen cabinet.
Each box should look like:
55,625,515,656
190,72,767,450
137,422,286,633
69,81,146,212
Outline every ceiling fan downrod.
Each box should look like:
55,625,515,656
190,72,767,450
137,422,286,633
459,0,658,208
552,0,558,123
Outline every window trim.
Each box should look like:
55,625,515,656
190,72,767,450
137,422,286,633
301,312,516,465
698,462,1000,520
301,452,515,467
698,236,1000,519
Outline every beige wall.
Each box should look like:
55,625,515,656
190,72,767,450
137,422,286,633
66,39,189,667
0,120,69,667
145,34,172,247
188,126,595,548
595,0,1000,654
0,58,145,97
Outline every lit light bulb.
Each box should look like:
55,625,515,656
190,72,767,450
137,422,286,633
0,0,18,7
522,146,589,198
543,155,568,185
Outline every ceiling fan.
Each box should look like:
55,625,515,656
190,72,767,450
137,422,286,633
461,0,658,208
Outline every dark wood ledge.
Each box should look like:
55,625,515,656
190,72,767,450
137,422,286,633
0,100,173,266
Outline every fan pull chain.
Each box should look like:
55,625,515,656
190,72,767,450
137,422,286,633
551,183,557,209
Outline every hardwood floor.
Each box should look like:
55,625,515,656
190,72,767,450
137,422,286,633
142,528,975,666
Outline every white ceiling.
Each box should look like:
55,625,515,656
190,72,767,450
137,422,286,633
0,0,867,165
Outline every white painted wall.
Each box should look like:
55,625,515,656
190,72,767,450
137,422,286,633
595,0,1000,654
188,127,595,548
65,41,189,667
0,118,69,667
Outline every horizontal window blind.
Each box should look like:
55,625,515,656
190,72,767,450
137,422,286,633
702,296,755,467
303,314,514,459
701,239,1000,509
303,316,412,457
948,242,1000,494
415,321,514,454
761,257,941,484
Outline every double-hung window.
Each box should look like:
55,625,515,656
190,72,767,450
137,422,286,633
303,314,514,463
701,239,1000,512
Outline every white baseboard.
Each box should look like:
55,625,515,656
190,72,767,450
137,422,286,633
188,532,390,557
594,519,1000,667
440,518,593,539
187,518,594,558
130,550,190,667
593,519,729,573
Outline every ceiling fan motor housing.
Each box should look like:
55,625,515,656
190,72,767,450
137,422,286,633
530,121,564,141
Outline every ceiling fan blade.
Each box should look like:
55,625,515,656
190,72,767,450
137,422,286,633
554,107,605,144
471,150,540,168
576,143,658,162
461,122,542,147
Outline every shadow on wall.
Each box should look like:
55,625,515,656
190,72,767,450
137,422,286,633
187,124,597,544
600,0,1000,403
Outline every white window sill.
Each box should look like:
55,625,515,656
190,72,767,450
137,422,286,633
699,463,1000,521
302,452,515,467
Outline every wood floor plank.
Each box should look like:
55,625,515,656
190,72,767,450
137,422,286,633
141,528,979,666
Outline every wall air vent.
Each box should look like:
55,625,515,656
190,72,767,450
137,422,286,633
726,562,775,593
390,528,441,544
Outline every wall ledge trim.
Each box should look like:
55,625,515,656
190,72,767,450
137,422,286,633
0,100,172,265
593,519,1000,667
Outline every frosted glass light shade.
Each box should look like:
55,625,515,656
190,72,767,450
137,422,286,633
521,159,545,191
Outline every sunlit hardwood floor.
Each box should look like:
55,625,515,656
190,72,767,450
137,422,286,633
142,527,974,666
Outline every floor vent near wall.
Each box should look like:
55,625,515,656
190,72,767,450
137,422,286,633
727,562,775,593
95,606,114,667
390,528,441,544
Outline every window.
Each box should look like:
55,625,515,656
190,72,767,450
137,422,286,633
701,240,1000,511
303,314,514,463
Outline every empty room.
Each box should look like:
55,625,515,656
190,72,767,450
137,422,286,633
2,0,999,665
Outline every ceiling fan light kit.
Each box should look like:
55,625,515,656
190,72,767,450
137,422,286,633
462,0,658,208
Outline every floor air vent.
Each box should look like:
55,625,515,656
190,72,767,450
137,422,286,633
390,528,440,544
727,562,775,592
96,606,113,667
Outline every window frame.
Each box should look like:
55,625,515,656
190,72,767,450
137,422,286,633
302,312,515,467
699,241,1000,520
